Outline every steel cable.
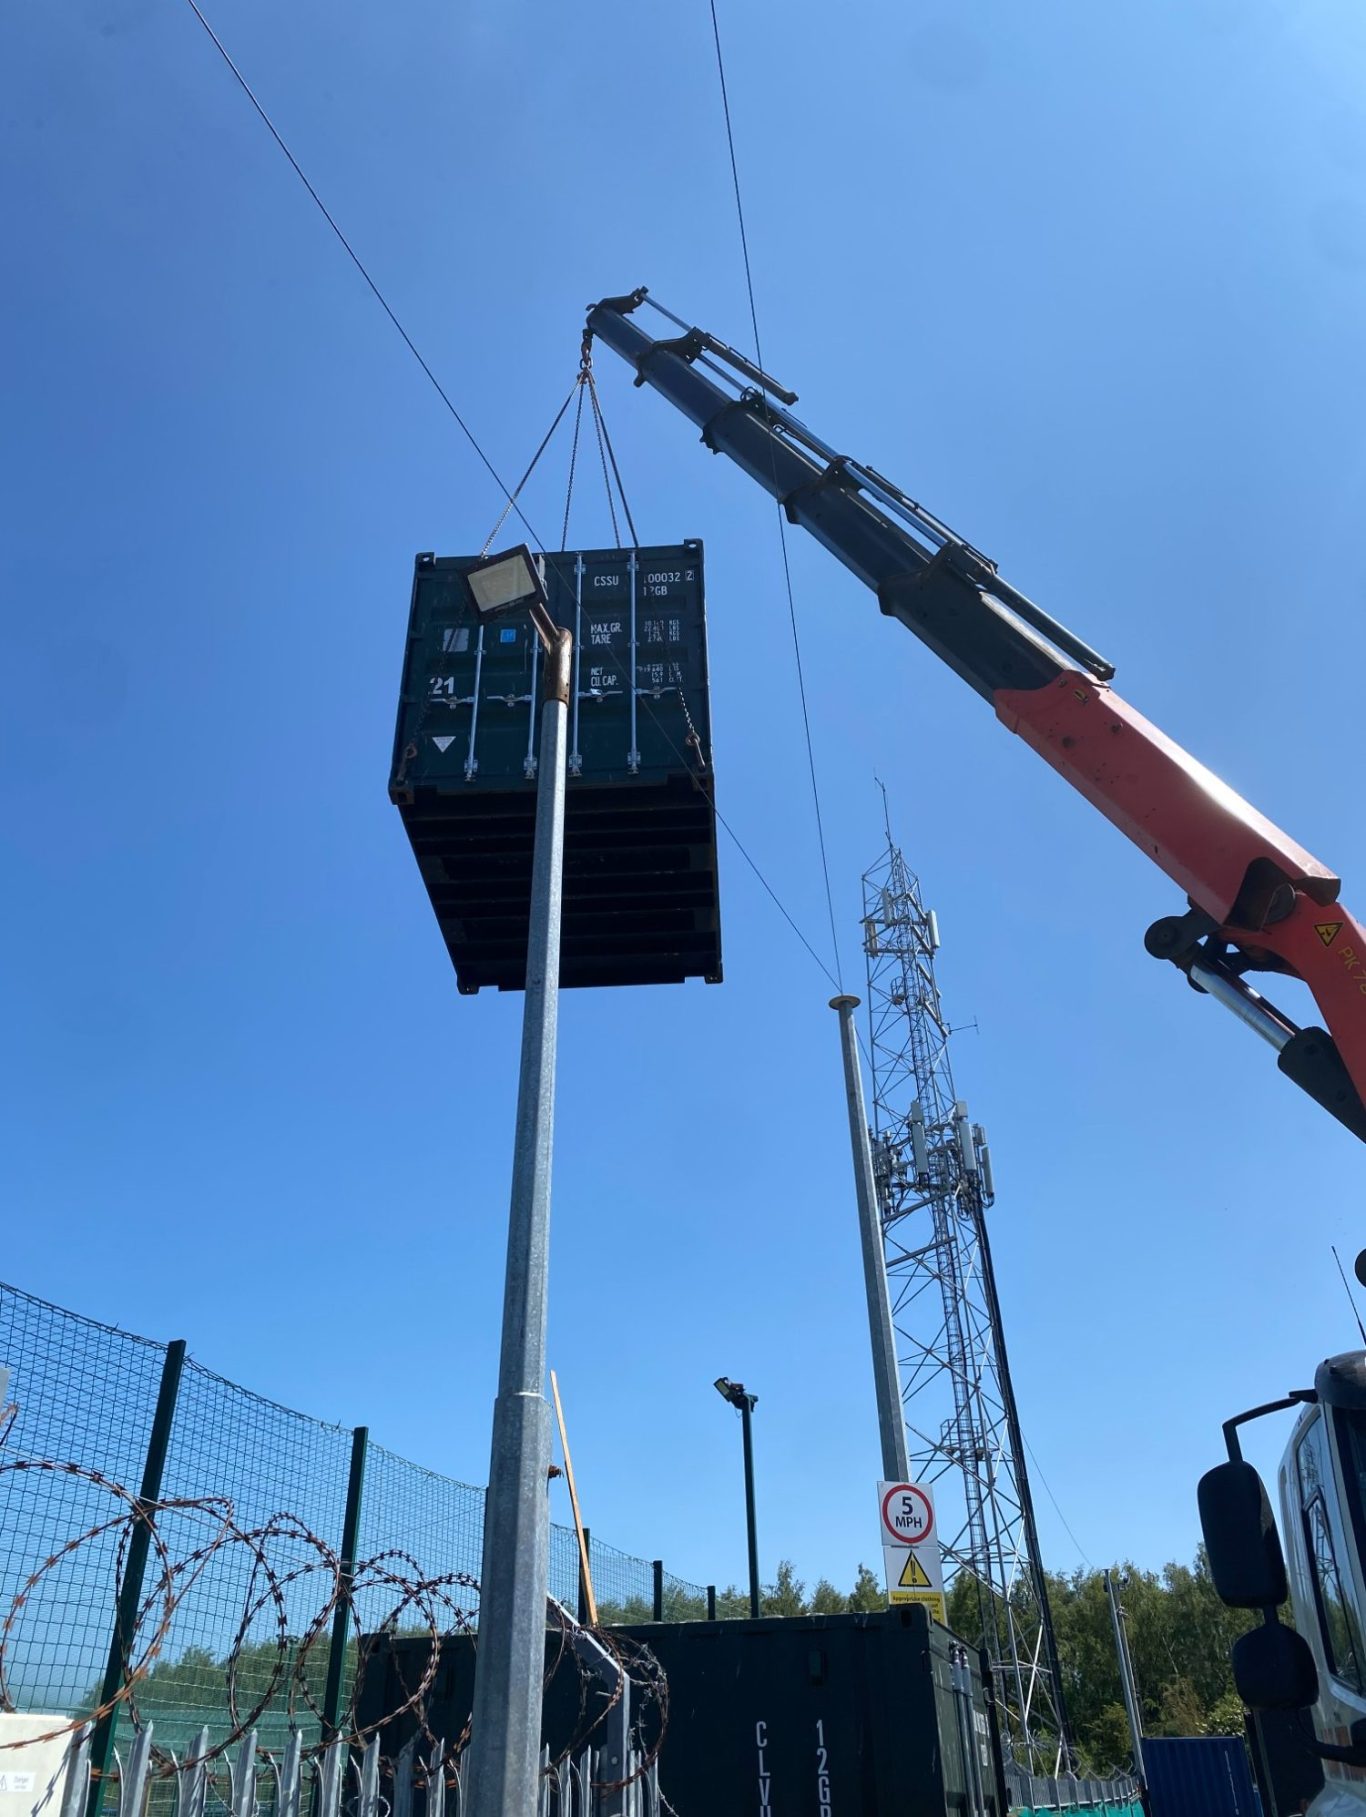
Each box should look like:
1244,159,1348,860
560,383,587,552
176,0,840,1001
708,0,846,992
178,0,538,548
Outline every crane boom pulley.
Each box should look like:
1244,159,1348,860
586,286,1366,1143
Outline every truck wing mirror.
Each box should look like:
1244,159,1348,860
1232,1623,1319,1711
1198,1461,1289,1608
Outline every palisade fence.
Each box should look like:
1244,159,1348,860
0,1281,707,1768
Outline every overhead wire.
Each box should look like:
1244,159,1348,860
1022,1436,1093,1570
708,0,846,993
586,616,842,995
179,0,841,994
178,0,537,549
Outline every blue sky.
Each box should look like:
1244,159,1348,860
5,0,1366,1604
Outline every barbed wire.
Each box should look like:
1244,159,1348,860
0,1459,665,1800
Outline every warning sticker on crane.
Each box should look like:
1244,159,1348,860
1316,921,1343,948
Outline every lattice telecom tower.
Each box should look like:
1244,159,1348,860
861,827,1072,1768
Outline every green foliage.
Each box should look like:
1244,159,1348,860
711,1586,751,1618
760,1561,808,1618
809,1578,849,1615
1087,1703,1135,1773
914,1547,1250,1775
1043,1551,1251,1774
80,1633,341,1753
597,1561,884,1627
847,1564,884,1613
593,1596,654,1625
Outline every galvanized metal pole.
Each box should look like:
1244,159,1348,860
740,1397,760,1619
89,1338,186,1817
465,626,572,1817
830,995,910,1483
1105,1570,1146,1788
321,1425,369,1742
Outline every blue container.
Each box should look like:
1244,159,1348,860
1144,1736,1260,1817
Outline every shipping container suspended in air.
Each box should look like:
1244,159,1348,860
390,541,722,993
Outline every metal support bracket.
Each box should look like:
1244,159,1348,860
633,326,797,404
781,455,857,522
698,386,780,456
552,1599,632,1817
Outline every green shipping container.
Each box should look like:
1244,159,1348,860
356,1605,1012,1817
389,541,722,992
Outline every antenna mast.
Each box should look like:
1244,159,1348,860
860,828,1073,1769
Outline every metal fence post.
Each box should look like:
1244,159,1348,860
88,1337,187,1817
321,1425,369,1741
706,1586,716,1622
577,1527,591,1627
651,1561,663,1622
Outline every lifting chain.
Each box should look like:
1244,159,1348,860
475,322,635,561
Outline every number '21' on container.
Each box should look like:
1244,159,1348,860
389,541,722,993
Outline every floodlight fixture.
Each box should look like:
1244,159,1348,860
714,1376,756,1411
466,544,547,620
464,544,565,664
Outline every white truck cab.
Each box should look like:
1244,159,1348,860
1201,1350,1366,1815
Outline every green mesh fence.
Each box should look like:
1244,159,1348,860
0,1280,709,1762
145,1362,358,1756
586,1536,655,1622
0,1285,167,1718
661,1571,709,1623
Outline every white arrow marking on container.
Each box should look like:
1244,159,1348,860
431,735,455,753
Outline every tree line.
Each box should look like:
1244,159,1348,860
945,1549,1249,1772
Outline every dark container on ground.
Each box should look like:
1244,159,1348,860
356,1605,1007,1816
1143,1735,1261,1817
389,541,722,992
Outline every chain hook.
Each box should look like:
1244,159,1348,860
578,326,594,379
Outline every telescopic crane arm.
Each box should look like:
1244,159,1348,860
587,287,1366,1143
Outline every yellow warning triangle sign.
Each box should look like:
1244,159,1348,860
898,1551,933,1590
1316,921,1343,948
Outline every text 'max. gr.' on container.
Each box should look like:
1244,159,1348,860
390,541,722,993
